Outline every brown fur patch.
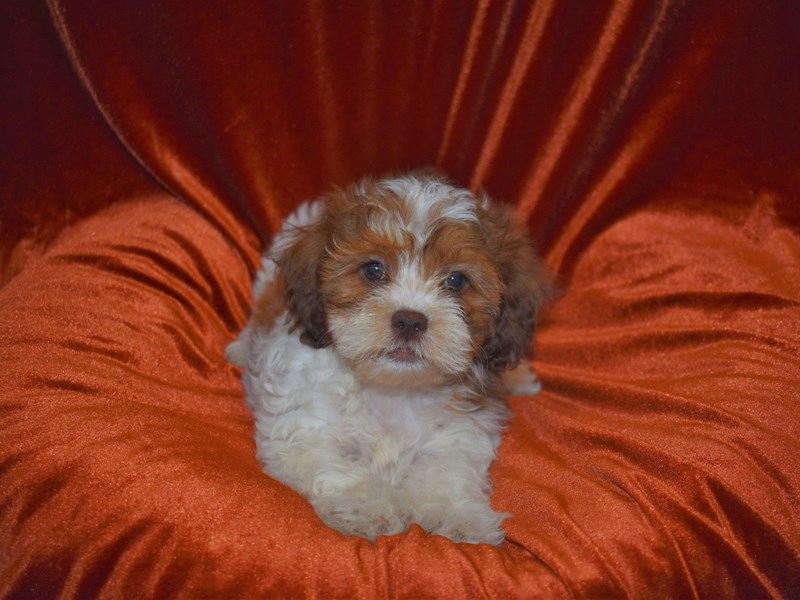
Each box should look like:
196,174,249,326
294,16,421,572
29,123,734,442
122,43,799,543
318,196,409,312
421,222,503,348
274,219,330,347
475,200,551,371
252,273,288,332
276,182,413,345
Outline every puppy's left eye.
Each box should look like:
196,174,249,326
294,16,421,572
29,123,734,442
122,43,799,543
444,271,468,293
362,261,386,281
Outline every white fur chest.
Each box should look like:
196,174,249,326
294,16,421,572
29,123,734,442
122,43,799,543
352,383,457,476
242,315,469,485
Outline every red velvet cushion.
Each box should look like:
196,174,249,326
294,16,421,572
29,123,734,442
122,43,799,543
2,1,799,597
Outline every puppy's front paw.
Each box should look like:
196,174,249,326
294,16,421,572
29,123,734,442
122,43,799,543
311,490,407,541
433,505,507,545
503,362,542,396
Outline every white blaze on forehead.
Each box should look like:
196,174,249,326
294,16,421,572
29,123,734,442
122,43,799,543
385,253,441,313
378,175,478,224
358,175,479,245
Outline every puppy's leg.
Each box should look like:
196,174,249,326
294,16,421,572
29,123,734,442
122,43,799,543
400,422,508,545
310,470,407,541
262,433,407,541
401,457,507,544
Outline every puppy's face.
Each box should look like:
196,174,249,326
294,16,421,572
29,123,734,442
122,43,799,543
277,173,548,387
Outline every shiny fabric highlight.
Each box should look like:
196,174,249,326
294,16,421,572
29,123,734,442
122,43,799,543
1,1,799,597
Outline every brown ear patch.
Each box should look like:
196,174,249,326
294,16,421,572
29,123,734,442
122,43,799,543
252,272,289,333
478,201,551,371
274,219,331,348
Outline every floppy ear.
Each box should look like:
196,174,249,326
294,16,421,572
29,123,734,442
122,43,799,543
479,201,551,372
272,215,331,348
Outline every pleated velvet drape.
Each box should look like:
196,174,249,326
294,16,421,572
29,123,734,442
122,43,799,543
1,1,799,597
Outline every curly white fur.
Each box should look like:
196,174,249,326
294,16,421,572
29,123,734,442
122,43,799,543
229,314,512,543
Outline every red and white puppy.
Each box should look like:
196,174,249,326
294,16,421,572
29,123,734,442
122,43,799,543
227,171,549,544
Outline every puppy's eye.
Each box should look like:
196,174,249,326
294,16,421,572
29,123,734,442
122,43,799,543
362,261,386,282
444,271,468,293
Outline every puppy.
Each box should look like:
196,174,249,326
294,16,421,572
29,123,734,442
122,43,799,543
227,171,549,544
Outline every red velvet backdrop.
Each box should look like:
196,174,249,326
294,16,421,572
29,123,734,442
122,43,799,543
1,1,799,597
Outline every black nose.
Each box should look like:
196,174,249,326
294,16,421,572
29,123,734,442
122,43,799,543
391,310,428,341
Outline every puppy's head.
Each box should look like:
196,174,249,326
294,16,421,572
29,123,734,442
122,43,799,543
274,172,549,387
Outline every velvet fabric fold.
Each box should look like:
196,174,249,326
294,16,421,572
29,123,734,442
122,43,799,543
2,1,799,597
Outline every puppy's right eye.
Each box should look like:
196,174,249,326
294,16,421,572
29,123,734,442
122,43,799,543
362,261,385,281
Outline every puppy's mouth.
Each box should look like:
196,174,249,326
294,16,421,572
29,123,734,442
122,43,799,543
382,348,424,364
